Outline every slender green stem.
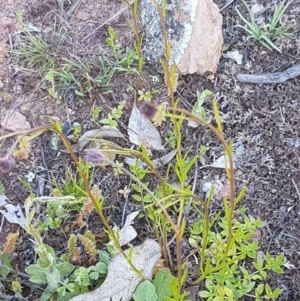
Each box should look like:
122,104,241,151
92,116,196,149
56,126,147,280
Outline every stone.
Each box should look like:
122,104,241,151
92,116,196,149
140,0,223,75
1,109,31,132
176,0,223,74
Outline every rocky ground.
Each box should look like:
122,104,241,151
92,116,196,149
0,0,300,300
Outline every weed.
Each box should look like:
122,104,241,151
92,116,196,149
100,100,125,128
106,26,121,59
0,0,286,300
138,88,158,102
72,122,82,141
91,105,103,122
0,233,25,299
235,0,294,53
165,129,176,148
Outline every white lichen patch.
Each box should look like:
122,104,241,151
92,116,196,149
140,0,197,65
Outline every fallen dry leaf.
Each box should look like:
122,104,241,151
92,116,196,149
119,210,139,246
223,50,243,65
70,239,161,301
128,103,165,151
62,126,125,153
0,195,26,229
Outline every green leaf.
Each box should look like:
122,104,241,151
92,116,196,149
95,261,107,274
133,280,158,301
152,268,173,301
25,264,47,284
224,286,234,298
47,267,60,288
265,283,272,296
37,258,50,269
241,281,256,294
55,262,74,276
255,284,264,296
132,194,142,202
41,285,56,301
75,90,85,97
89,271,99,280
272,287,283,298
0,254,11,277
239,266,251,280
272,266,283,274
199,290,211,298
99,250,110,265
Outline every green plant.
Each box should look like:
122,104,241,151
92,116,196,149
56,251,109,301
166,129,176,148
72,122,82,141
0,233,24,299
14,11,59,74
100,100,125,128
106,26,121,59
1,1,286,300
57,161,92,198
235,0,294,53
138,88,158,102
190,90,213,124
91,105,103,122
22,195,75,301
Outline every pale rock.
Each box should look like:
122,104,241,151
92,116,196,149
140,0,223,75
1,109,31,132
76,10,90,21
223,50,243,65
176,0,223,75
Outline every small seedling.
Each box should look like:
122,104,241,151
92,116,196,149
91,105,102,122
106,26,121,59
235,0,294,53
138,88,158,102
100,101,125,128
166,130,176,148
72,122,82,141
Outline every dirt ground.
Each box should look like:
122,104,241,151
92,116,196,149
1,0,300,300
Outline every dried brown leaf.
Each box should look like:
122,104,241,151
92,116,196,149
128,103,165,150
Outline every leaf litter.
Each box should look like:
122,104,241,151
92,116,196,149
70,239,161,301
128,103,165,151
0,195,26,229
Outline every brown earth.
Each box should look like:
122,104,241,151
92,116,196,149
0,0,300,300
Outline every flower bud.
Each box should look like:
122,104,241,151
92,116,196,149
84,149,103,164
0,155,14,173
140,103,158,119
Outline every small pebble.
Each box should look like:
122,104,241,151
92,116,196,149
279,206,287,214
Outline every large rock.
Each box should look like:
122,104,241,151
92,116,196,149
140,0,223,75
176,0,223,74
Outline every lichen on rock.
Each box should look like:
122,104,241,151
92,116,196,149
140,0,223,75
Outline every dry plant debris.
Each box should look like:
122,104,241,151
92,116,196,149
70,240,161,301
128,103,165,150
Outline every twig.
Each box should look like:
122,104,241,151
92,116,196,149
121,180,132,227
292,179,300,205
220,0,238,12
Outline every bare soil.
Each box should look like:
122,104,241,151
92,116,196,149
0,0,300,300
